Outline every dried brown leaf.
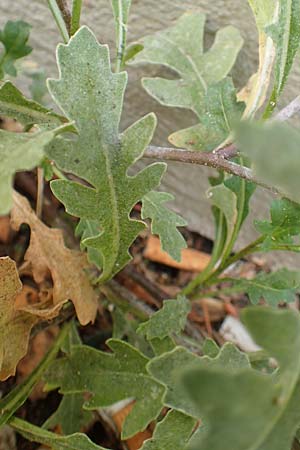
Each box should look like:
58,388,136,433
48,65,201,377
11,191,98,325
0,256,37,380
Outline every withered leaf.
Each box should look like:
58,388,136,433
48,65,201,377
11,192,98,325
0,256,37,380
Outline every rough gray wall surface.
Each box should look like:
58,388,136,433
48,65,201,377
1,0,300,268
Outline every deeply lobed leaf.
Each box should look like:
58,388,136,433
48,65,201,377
141,192,187,261
137,295,190,341
131,12,244,151
47,26,166,282
230,269,300,305
182,307,300,449
44,339,165,439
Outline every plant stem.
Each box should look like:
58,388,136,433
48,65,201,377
144,145,285,196
56,0,72,33
36,167,44,218
220,157,246,264
70,0,83,35
113,0,131,72
182,236,264,298
47,0,70,43
181,214,225,296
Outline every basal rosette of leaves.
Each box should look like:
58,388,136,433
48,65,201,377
130,12,245,151
46,26,169,282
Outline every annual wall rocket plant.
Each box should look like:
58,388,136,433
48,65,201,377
1,0,300,449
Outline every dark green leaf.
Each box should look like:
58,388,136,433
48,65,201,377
137,295,190,340
230,269,300,305
141,191,187,261
43,394,93,435
44,339,164,439
0,20,32,78
255,198,300,251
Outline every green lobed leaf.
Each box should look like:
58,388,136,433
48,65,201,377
182,307,300,450
255,197,300,251
10,417,109,450
43,394,93,435
0,123,70,215
230,269,300,305
0,81,65,128
266,0,300,112
131,12,244,151
169,79,245,152
47,26,166,282
44,339,164,439
141,409,196,450
141,191,187,261
0,20,32,78
138,295,190,341
44,323,93,435
237,121,300,203
202,338,219,358
147,342,250,418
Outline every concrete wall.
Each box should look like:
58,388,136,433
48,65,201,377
2,0,300,268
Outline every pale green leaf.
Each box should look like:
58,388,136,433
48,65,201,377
0,20,32,78
0,123,69,215
10,417,108,450
44,339,164,439
182,307,300,450
267,0,300,112
202,338,219,358
230,269,300,305
248,0,278,30
131,12,243,150
141,410,196,450
138,295,190,340
141,191,187,261
147,342,250,418
47,27,166,282
237,121,300,203
169,79,245,152
0,81,64,128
